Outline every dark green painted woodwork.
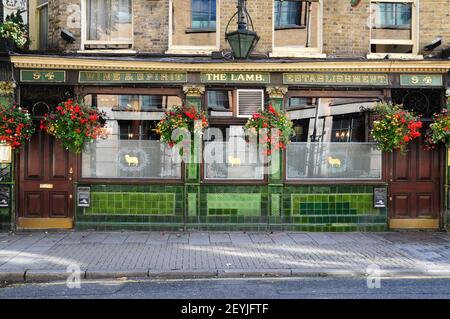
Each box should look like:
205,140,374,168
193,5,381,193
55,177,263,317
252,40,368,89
0,163,13,231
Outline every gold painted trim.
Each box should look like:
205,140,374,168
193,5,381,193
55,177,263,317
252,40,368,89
17,218,73,229
10,55,450,73
390,218,439,229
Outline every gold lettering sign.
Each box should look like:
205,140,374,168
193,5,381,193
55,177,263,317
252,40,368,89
400,74,443,87
79,71,187,83
283,73,389,86
20,70,66,82
201,72,270,83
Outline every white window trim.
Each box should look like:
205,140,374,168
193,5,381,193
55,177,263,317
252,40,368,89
166,0,220,54
270,0,325,58
368,0,422,59
81,0,134,51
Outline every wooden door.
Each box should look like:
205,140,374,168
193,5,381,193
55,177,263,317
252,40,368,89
17,128,76,229
388,134,442,229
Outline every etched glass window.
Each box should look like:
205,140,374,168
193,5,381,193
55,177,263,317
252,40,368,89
81,94,182,179
285,96,382,180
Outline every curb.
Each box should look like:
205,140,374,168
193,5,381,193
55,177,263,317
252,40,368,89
148,269,219,279
218,269,292,278
2,268,450,284
25,269,72,282
85,269,148,280
0,271,25,283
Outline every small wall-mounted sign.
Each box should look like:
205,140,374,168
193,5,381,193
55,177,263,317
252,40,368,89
374,188,387,208
400,74,443,87
77,186,91,207
0,186,9,207
20,70,66,83
0,144,11,163
201,72,270,84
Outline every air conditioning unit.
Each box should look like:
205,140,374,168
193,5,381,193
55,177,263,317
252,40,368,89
236,89,264,118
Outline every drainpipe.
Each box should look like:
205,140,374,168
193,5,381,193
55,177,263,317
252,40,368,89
306,1,312,48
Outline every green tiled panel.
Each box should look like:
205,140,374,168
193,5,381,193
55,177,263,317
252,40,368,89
72,183,387,231
207,193,261,216
188,193,197,216
0,207,9,216
84,192,176,216
271,194,280,216
291,193,379,216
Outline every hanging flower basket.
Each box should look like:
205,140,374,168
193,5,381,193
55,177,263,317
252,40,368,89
0,21,27,51
40,99,108,154
425,106,450,149
156,105,208,150
0,103,34,149
244,104,295,155
370,102,422,154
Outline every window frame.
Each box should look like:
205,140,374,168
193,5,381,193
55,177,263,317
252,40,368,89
201,123,268,184
271,0,325,58
167,0,221,54
283,90,387,185
274,0,306,30
330,112,366,143
78,91,184,184
204,89,234,117
36,0,49,50
81,0,134,51
190,0,217,31
368,0,420,58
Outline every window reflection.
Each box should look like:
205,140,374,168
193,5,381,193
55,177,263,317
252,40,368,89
82,94,182,179
204,125,264,180
286,95,382,180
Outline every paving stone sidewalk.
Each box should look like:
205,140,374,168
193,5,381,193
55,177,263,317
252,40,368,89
0,231,449,282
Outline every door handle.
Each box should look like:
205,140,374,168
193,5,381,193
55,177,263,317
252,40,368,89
69,167,73,174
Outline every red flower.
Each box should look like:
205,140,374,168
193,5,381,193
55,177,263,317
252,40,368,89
268,105,276,114
403,136,411,142
184,111,195,120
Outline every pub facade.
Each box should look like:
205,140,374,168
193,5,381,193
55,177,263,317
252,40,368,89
0,0,449,231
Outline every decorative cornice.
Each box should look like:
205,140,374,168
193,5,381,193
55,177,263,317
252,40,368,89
9,56,450,73
266,85,288,99
183,84,205,97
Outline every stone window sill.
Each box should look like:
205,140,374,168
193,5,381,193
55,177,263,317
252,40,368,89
270,49,326,59
366,53,424,60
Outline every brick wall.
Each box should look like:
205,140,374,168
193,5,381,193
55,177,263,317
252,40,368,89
322,0,370,57
419,0,450,56
47,0,169,53
44,0,450,57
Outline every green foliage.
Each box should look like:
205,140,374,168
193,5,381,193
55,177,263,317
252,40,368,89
370,103,422,154
244,104,295,155
0,103,34,149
